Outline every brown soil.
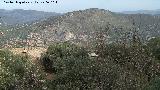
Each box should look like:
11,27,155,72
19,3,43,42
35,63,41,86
10,47,47,62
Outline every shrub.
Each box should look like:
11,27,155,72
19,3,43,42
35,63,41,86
40,40,160,89
147,37,160,61
145,77,160,90
0,49,46,89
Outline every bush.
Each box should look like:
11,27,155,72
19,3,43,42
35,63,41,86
145,77,160,90
39,40,160,89
147,37,160,61
0,49,46,89
40,42,89,74
39,42,149,89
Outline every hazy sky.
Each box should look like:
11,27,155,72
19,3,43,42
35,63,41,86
0,0,160,13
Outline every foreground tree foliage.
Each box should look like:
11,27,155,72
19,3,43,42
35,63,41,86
1,36,160,89
41,42,119,89
40,38,160,90
0,49,46,90
146,37,160,62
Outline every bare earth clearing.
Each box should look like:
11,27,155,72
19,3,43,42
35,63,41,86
10,47,47,62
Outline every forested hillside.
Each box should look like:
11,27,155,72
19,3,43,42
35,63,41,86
0,8,160,90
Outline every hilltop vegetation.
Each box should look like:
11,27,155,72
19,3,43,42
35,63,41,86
20,8,160,47
1,8,160,48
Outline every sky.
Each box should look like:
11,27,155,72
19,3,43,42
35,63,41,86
0,0,160,13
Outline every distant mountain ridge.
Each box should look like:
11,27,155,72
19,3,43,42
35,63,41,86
122,9,160,15
0,9,61,25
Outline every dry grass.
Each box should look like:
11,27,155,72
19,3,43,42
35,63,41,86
10,47,47,62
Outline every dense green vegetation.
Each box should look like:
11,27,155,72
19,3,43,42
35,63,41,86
39,36,160,89
0,49,46,89
0,36,160,89
146,37,160,62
